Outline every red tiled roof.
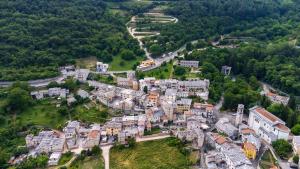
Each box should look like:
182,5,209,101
255,107,280,123
241,128,255,135
211,133,227,145
88,130,99,139
243,142,256,151
275,123,290,132
267,92,276,97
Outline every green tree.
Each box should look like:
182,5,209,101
272,139,292,159
174,66,186,76
149,44,163,56
91,145,101,155
293,155,299,164
291,124,300,135
143,86,148,94
120,49,136,60
6,87,32,113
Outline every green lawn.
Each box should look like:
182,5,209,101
16,99,67,129
109,55,144,71
141,61,173,79
110,137,191,169
69,155,104,169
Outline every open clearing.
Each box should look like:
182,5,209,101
110,137,191,169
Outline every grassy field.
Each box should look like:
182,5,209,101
69,155,104,169
72,102,110,124
109,55,144,71
141,61,173,79
110,137,191,169
16,99,67,129
76,57,98,70
259,150,278,169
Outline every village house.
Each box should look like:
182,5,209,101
139,77,156,92
82,124,101,148
239,127,261,151
164,89,177,102
205,151,226,169
242,142,257,160
176,98,192,113
77,89,90,99
193,103,215,120
31,88,69,99
117,77,131,88
178,60,199,68
75,69,90,82
119,89,135,100
159,79,178,91
177,79,210,94
96,62,109,72
215,118,238,140
48,152,62,166
25,131,65,155
63,121,80,149
206,132,228,150
105,121,122,136
147,91,160,107
137,59,156,71
265,91,290,106
219,143,254,169
161,100,175,121
248,106,290,143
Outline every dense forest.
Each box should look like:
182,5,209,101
0,0,145,81
144,0,300,53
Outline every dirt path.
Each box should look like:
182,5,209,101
136,134,171,142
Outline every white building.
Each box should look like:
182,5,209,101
96,62,109,72
48,152,62,166
179,60,199,68
248,106,290,143
77,89,90,99
75,69,90,82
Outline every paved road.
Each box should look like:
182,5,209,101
0,76,64,88
101,145,112,169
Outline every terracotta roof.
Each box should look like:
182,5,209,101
275,123,290,132
241,128,255,135
88,130,99,139
255,107,280,123
267,92,276,97
243,142,256,151
211,133,227,145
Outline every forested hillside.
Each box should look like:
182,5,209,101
144,0,300,52
0,0,143,81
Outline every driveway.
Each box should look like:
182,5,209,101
101,145,112,169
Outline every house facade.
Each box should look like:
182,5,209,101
248,106,290,143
